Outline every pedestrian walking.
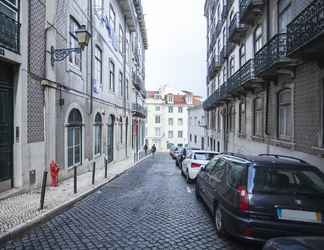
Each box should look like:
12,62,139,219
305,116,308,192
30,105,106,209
144,143,148,155
151,144,156,158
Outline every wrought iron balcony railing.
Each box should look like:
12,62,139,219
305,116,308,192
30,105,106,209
224,41,235,58
254,33,288,77
0,12,20,53
227,69,241,93
240,59,258,85
132,103,147,118
208,55,221,80
287,0,324,57
228,12,248,44
239,0,264,24
132,71,146,97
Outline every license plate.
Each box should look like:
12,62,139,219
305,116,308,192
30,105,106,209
277,209,322,223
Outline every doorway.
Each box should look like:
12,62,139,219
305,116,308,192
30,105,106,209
107,115,115,163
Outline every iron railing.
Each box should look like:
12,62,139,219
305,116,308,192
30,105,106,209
0,12,20,53
132,103,146,118
240,0,264,22
132,71,146,96
240,59,257,84
227,69,241,93
287,0,324,55
208,55,221,80
254,33,287,76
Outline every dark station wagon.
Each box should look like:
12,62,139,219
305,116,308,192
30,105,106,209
196,153,324,242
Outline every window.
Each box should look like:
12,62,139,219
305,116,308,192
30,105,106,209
217,110,221,132
178,118,183,126
210,158,226,180
109,60,115,91
226,161,247,188
126,79,129,99
229,105,235,132
119,71,123,96
178,131,183,138
155,115,160,124
190,134,192,142
67,109,82,167
229,56,235,76
94,0,103,16
94,113,102,156
223,65,227,83
178,107,183,113
155,106,160,111
254,97,264,137
168,106,173,113
186,95,193,104
278,89,292,139
119,118,123,144
69,17,81,69
0,0,18,20
168,118,173,126
239,100,246,136
155,128,161,137
168,131,173,138
95,46,102,86
194,135,197,143
167,95,174,103
278,0,291,33
109,5,116,32
119,25,124,53
239,44,246,67
254,25,263,54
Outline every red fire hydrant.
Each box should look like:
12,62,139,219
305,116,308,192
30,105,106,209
50,160,60,187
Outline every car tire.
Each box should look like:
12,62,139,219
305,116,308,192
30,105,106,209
195,184,201,200
215,205,226,237
186,170,191,184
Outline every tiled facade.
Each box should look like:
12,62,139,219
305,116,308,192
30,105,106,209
203,0,324,171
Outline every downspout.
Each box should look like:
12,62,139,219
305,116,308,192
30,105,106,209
89,0,94,114
123,15,127,157
265,0,271,156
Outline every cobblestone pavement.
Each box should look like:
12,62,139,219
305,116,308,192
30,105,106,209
1,153,259,250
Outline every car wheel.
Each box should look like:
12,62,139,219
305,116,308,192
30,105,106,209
195,184,201,200
215,206,226,237
186,170,191,184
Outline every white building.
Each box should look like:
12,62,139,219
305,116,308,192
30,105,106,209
145,85,201,151
188,105,207,150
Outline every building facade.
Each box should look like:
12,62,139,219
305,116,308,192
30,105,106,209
203,0,324,171
0,0,148,193
188,104,207,150
145,85,201,151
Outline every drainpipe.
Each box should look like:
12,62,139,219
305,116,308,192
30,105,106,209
265,0,271,154
123,16,127,116
89,0,94,114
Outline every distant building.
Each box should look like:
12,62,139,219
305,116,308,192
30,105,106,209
188,105,207,150
145,85,201,151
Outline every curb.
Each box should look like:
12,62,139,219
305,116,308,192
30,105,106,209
0,155,151,246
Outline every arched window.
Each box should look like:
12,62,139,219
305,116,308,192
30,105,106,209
94,113,102,156
229,105,235,132
229,56,235,76
67,109,82,167
254,97,264,137
254,25,263,54
278,89,292,139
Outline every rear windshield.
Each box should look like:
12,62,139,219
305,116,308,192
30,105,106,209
251,166,324,196
194,153,218,161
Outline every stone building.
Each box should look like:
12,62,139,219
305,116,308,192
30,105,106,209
0,0,148,193
145,85,201,151
188,104,207,150
203,0,324,170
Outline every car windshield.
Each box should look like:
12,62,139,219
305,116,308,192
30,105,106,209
251,166,324,196
194,153,218,161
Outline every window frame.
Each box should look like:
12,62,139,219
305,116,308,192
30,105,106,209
67,109,83,168
254,25,263,54
277,88,292,140
69,16,82,70
94,113,102,156
95,45,102,86
109,59,115,92
253,96,264,137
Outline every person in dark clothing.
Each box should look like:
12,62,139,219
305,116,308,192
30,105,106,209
144,143,148,155
151,144,156,157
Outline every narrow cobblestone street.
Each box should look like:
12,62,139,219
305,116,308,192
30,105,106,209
1,153,257,249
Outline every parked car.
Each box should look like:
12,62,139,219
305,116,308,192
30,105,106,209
196,153,324,242
263,237,324,250
169,145,178,160
181,150,220,183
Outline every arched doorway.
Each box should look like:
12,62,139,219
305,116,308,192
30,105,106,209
125,117,128,157
107,115,115,163
67,109,83,168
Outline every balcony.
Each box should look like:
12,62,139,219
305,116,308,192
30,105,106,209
132,71,146,97
0,12,20,54
239,0,264,25
287,0,324,60
240,59,264,89
227,70,241,95
228,13,249,44
132,103,146,118
224,41,235,58
208,55,222,80
254,33,297,79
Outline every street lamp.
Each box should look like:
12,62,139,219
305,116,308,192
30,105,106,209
50,25,91,66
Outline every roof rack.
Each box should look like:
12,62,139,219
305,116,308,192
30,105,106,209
258,154,308,164
222,152,251,161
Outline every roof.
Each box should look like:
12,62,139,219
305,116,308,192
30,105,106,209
222,153,311,167
191,150,219,154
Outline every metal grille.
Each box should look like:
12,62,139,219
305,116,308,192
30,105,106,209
0,11,20,53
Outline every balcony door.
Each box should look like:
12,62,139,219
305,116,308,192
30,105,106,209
107,115,115,163
0,62,13,192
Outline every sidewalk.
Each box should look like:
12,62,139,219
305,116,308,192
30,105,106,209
0,154,150,243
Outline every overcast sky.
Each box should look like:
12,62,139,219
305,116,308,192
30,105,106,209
142,0,207,97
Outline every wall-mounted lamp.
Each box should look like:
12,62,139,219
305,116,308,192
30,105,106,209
51,25,91,66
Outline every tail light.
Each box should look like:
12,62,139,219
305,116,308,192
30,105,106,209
237,186,249,212
191,163,201,168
